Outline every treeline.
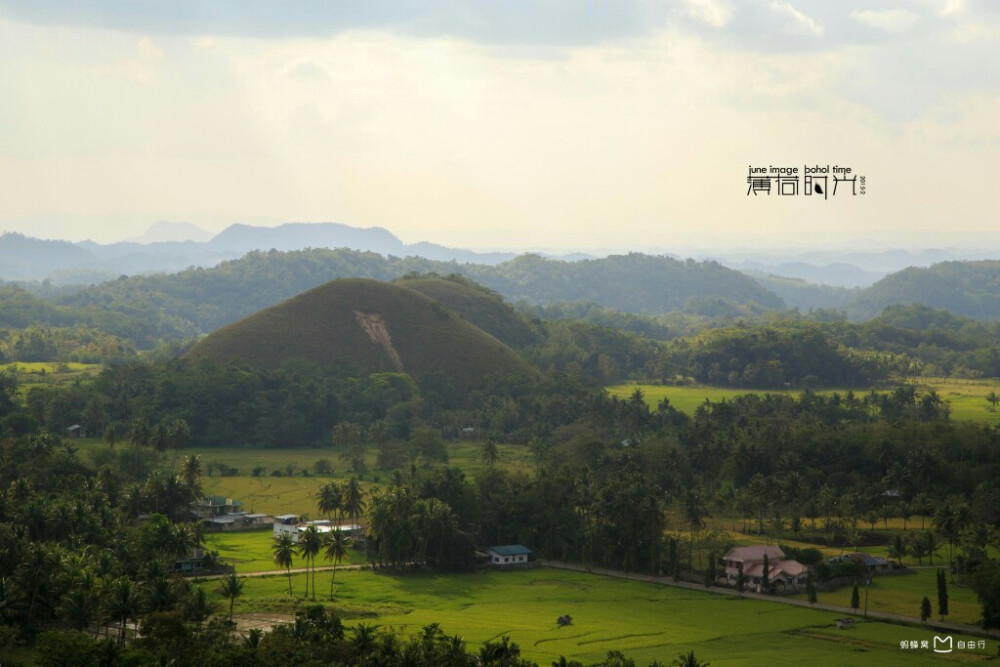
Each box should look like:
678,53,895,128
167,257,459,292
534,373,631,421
21,359,592,448
0,326,137,364
0,424,685,667
4,249,781,347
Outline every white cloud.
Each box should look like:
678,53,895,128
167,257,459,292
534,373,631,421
940,0,966,16
681,0,733,28
768,1,823,37
850,8,922,33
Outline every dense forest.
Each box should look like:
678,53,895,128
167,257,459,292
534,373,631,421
4,255,1000,662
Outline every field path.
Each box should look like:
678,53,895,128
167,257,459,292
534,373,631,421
540,560,999,641
194,564,365,580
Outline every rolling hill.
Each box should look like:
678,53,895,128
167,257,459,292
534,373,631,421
53,248,786,344
185,278,538,390
847,260,1000,320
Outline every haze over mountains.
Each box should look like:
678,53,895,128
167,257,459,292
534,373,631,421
5,221,1000,289
3,221,1000,329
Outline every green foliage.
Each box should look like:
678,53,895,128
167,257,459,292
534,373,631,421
848,260,1000,320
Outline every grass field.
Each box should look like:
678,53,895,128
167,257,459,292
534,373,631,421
203,568,993,666
72,440,534,518
204,529,367,572
1,361,102,397
607,378,1000,423
791,567,984,626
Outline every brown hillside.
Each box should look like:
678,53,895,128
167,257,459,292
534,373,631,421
185,278,537,389
396,275,541,349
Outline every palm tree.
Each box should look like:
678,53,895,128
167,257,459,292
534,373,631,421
344,476,366,525
323,530,353,598
748,474,770,535
60,588,100,632
104,577,141,643
185,585,215,629
167,417,191,473
888,534,907,566
316,482,343,521
215,572,244,624
681,488,707,566
298,525,323,600
271,532,296,596
986,391,999,412
672,649,710,667
481,439,500,467
351,622,379,659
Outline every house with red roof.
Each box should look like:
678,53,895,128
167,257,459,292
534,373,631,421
723,545,808,592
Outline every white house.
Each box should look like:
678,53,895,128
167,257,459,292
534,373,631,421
273,515,362,543
483,544,532,566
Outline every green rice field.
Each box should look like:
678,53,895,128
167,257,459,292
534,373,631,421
206,567,994,666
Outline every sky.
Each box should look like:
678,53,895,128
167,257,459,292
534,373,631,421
0,1,998,252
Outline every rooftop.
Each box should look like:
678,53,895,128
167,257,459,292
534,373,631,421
487,544,533,557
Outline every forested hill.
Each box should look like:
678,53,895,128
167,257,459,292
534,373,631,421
847,260,1000,320
465,253,784,314
51,249,784,343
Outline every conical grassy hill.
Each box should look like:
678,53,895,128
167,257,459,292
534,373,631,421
395,275,542,349
185,278,537,390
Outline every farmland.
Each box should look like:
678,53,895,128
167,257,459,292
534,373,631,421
607,378,1000,423
73,439,534,518
204,529,367,572
207,567,992,666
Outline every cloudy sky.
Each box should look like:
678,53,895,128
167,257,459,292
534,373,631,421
0,1,997,252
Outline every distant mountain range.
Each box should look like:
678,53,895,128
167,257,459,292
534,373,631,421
0,222,542,283
4,222,1000,325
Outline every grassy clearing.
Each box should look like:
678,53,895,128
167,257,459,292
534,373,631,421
1,361,102,397
917,377,1000,424
204,529,367,572
791,568,984,626
606,383,760,414
204,568,992,666
71,439,533,518
608,379,1000,423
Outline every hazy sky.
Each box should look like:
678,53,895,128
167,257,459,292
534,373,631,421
1,1,997,252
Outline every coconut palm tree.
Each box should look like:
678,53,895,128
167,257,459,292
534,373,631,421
344,476,366,525
103,577,141,643
673,649,710,666
215,572,244,624
323,530,353,598
298,525,323,599
351,622,379,660
315,482,343,521
185,585,215,629
271,532,296,596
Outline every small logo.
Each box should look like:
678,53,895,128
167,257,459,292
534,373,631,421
933,636,953,653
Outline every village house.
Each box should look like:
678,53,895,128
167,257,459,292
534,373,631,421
192,496,243,518
828,552,897,575
722,545,808,591
202,511,272,532
273,515,364,544
481,544,533,567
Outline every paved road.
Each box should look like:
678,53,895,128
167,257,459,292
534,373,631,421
540,559,999,641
